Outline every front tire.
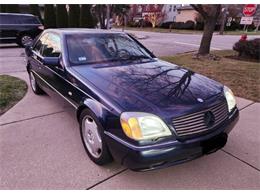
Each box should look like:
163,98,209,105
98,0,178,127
79,109,112,165
29,71,44,95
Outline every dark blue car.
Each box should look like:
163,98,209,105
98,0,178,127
25,29,239,171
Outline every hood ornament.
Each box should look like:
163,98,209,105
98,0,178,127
197,98,204,103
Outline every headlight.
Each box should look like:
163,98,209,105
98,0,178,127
224,86,236,112
120,112,172,140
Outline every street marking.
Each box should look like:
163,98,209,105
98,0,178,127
174,41,221,50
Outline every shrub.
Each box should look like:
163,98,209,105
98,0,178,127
29,4,42,22
0,4,7,12
80,4,95,28
233,38,260,59
172,22,184,29
56,4,68,28
68,4,80,27
183,20,195,30
5,4,20,13
44,5,56,28
195,22,204,30
160,22,174,29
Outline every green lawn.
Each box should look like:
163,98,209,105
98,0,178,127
161,50,260,102
0,75,27,115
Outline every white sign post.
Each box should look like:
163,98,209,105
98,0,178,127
240,17,254,25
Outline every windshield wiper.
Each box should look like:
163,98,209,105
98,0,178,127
128,55,153,60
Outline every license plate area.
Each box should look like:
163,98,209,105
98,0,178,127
201,133,227,154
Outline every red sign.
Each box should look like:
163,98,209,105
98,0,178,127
243,4,257,17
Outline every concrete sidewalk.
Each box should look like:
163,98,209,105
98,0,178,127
0,45,259,189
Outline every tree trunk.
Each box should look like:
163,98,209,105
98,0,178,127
198,18,216,55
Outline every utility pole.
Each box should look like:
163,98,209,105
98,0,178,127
219,5,228,35
106,4,110,29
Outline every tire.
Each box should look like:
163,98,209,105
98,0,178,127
18,34,34,47
79,109,113,165
29,70,44,95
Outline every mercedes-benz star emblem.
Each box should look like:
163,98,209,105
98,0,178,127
204,111,215,128
197,98,204,103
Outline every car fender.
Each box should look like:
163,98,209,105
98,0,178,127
77,98,107,125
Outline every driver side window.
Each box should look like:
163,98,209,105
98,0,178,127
42,33,61,57
33,33,61,57
33,33,49,55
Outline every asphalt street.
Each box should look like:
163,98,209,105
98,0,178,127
0,32,260,189
116,29,260,56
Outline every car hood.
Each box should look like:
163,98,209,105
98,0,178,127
72,59,224,118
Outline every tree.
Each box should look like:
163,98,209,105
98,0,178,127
0,4,7,13
111,4,130,27
93,4,107,29
80,4,95,28
56,4,68,28
191,4,221,55
5,4,20,13
29,4,42,22
145,12,165,28
44,5,56,28
68,4,80,27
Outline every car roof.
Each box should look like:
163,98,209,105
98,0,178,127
44,28,125,36
0,13,36,17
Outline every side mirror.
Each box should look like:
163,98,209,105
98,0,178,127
25,46,33,56
42,57,60,66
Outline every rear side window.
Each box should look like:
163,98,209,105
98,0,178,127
0,15,41,24
20,16,41,24
0,15,20,24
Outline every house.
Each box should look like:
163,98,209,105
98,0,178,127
129,4,181,25
175,5,197,23
161,4,182,23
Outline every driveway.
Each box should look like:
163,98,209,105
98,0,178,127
0,41,259,189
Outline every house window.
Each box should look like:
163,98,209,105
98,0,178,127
173,5,176,12
169,5,172,12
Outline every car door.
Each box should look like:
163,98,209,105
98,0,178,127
0,14,17,43
39,33,80,109
29,33,49,90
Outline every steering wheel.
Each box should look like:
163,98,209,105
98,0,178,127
116,49,131,59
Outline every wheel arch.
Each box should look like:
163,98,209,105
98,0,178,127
76,98,106,124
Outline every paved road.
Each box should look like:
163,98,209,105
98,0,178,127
0,37,260,189
113,29,260,56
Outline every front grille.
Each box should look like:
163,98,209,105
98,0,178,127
172,101,228,137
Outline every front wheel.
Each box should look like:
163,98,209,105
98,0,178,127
29,71,44,95
79,109,112,165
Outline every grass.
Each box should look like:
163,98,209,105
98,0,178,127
161,50,260,102
114,26,260,35
0,75,27,115
223,30,260,35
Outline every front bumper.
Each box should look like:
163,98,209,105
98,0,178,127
105,108,239,171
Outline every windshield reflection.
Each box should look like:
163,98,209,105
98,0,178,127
66,33,154,65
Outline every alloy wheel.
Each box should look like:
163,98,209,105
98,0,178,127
82,115,103,158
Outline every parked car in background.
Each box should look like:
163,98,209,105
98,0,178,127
0,13,44,47
25,29,239,171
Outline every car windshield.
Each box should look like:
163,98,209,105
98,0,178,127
66,33,154,65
